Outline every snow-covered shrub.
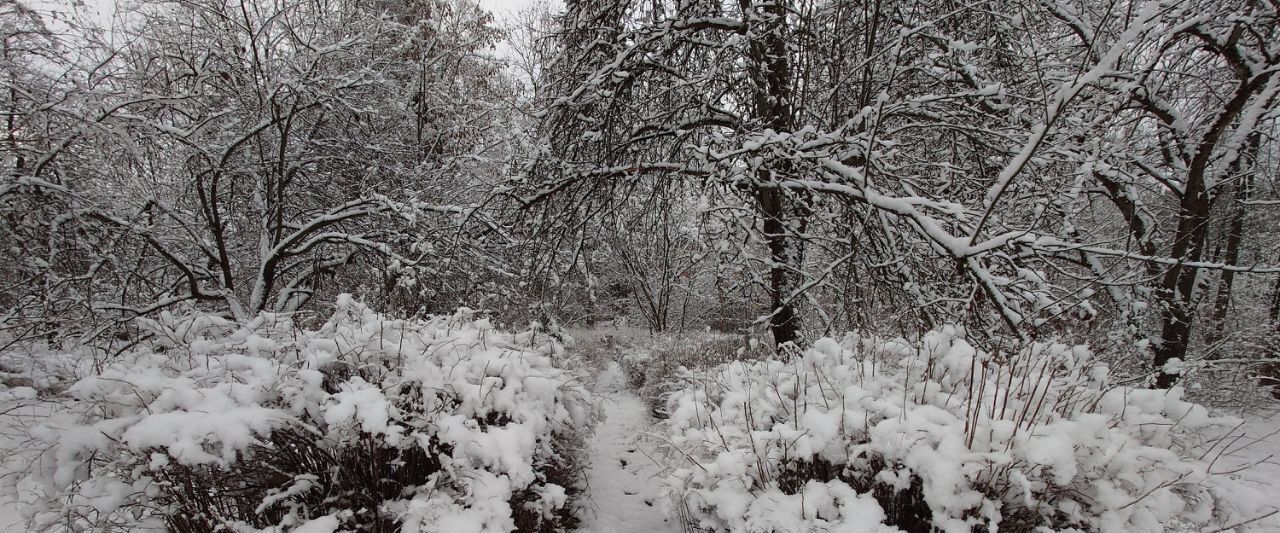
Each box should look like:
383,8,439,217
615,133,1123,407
0,340,100,396
620,333,770,417
619,349,655,390
8,296,596,532
561,326,650,375
661,327,1268,532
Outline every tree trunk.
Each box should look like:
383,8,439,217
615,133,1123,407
758,185,804,346
1205,134,1258,352
1151,164,1213,388
1270,254,1280,325
1264,253,1280,398
5,41,25,179
742,0,807,348
1149,56,1263,388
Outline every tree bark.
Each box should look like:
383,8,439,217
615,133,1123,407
1148,50,1268,387
1270,253,1280,325
742,0,807,348
1205,134,1258,351
757,185,805,345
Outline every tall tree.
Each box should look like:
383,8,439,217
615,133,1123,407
0,0,515,343
521,0,1280,384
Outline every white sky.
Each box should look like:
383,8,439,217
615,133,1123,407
477,0,549,23
68,0,551,28
43,0,556,66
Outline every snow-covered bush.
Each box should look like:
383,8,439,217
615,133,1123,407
619,349,655,390
0,340,100,396
7,296,596,532
661,327,1269,532
560,326,651,374
619,333,770,417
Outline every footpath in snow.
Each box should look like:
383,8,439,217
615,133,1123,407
577,362,679,533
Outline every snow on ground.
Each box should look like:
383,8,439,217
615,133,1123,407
1,402,44,532
0,456,17,528
577,362,678,533
1210,408,1280,529
3,359,1278,533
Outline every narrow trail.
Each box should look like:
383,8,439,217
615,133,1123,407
577,362,680,533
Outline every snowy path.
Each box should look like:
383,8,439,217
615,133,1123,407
576,362,679,533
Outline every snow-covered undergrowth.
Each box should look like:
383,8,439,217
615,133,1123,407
3,296,596,532
619,333,770,417
660,327,1270,532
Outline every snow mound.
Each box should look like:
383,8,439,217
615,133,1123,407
7,296,596,532
661,326,1271,532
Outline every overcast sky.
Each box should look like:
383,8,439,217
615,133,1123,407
478,0,551,22
70,0,552,27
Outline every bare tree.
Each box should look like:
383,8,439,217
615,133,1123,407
519,0,1280,384
0,0,514,344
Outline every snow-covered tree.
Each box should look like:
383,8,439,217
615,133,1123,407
517,0,1280,385
1,0,517,344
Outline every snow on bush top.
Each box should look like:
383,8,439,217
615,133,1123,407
8,296,596,532
661,326,1270,533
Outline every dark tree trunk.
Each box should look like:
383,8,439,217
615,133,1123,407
1152,270,1203,384
5,42,25,178
1205,134,1258,352
1150,136,1220,388
741,0,807,348
1271,256,1280,325
758,185,805,346
1264,254,1280,398
1259,252,1280,397
1148,59,1263,388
